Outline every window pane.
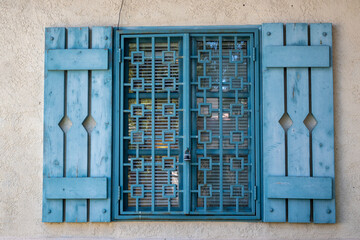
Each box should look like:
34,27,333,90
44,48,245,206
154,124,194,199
121,36,184,213
191,35,253,214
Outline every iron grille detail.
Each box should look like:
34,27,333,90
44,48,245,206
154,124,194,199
117,32,258,218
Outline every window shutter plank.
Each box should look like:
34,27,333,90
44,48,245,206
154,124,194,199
43,27,66,222
44,178,107,199
310,23,335,223
47,49,109,70
262,23,286,222
89,26,113,222
286,23,311,223
267,177,332,199
65,27,89,223
43,27,112,223
264,46,330,67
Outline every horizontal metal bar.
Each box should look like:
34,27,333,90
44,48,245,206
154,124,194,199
47,49,108,70
116,26,260,34
264,46,330,68
267,176,333,199
127,149,180,155
127,93,180,99
44,177,107,199
195,149,249,155
195,92,249,98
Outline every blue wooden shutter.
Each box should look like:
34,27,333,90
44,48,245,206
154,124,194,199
262,23,335,223
43,27,112,222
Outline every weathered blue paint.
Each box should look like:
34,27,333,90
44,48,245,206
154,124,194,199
89,26,113,222
43,27,66,223
264,46,330,67
262,23,335,224
47,49,109,70
44,177,108,199
310,23,336,223
286,23,311,223
267,177,332,199
262,23,286,222
43,26,112,223
65,27,89,223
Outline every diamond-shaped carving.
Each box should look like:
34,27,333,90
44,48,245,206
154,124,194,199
279,112,293,131
59,115,72,133
304,113,318,132
82,115,96,134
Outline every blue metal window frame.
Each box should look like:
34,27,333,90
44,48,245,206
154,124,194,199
112,25,261,221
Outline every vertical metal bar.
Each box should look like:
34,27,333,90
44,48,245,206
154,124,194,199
254,29,261,218
190,37,198,212
219,36,224,211
119,35,125,214
112,30,120,219
151,37,156,213
183,33,190,214
249,35,256,212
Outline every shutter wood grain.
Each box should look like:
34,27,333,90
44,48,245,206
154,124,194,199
43,27,66,222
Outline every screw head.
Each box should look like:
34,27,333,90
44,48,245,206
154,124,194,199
48,209,52,214
267,32,271,36
270,208,274,212
54,160,59,166
102,209,107,213
105,36,108,40
327,209,332,214
323,32,327,37
50,36,54,41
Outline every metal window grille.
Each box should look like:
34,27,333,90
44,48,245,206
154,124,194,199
115,30,259,220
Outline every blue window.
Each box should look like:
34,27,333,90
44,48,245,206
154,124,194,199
43,24,335,223
113,27,260,220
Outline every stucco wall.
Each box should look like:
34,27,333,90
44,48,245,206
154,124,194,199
1,0,360,239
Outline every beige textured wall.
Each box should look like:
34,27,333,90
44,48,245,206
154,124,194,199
0,0,360,239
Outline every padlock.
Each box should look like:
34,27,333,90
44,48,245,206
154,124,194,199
184,148,191,161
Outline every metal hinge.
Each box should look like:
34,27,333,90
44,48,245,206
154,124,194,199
118,186,121,201
252,47,256,61
119,48,122,63
253,185,257,200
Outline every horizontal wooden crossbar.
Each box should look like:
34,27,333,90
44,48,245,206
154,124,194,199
44,177,108,199
47,49,109,70
267,176,332,199
264,46,330,67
